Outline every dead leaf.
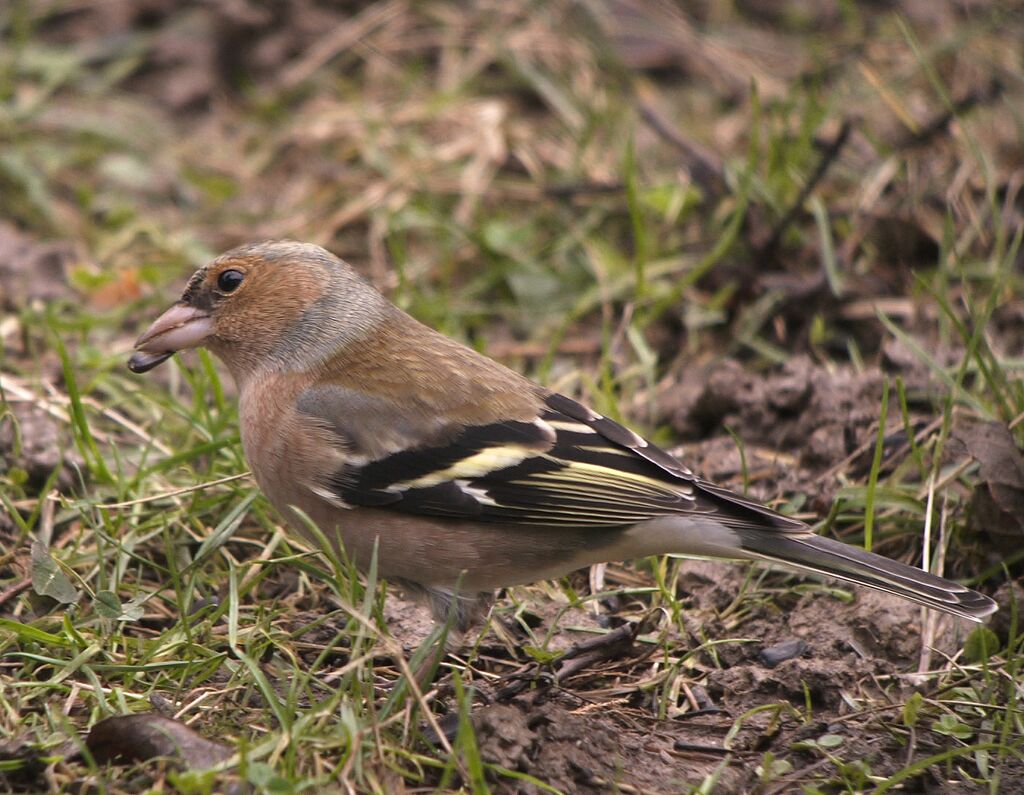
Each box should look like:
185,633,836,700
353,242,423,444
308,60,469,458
86,267,143,310
30,541,79,605
953,418,1024,553
86,714,233,768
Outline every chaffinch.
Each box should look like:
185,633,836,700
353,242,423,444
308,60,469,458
130,241,996,629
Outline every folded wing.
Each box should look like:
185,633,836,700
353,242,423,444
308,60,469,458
303,390,806,532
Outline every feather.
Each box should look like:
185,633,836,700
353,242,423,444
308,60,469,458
736,530,997,621
315,392,708,527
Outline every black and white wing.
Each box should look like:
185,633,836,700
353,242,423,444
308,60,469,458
304,389,806,533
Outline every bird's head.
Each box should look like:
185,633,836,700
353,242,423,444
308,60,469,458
129,240,387,381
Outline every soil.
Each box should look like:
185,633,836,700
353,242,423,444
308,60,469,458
444,557,989,793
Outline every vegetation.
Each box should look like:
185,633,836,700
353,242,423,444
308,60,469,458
1,1,1022,792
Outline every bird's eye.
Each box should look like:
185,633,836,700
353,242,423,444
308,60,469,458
217,269,244,293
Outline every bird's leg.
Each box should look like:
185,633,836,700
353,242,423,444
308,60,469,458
391,579,494,690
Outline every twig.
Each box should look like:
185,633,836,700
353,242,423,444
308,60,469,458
0,579,32,608
815,415,942,487
101,472,252,509
761,119,852,257
891,79,1003,150
276,1,406,90
637,94,726,198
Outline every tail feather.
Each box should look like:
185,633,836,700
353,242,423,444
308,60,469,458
738,531,997,622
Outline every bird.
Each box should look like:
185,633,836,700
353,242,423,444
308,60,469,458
129,240,996,631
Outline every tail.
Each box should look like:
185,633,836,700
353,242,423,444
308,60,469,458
737,531,997,622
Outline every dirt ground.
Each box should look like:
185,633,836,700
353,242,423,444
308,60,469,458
2,1,1023,793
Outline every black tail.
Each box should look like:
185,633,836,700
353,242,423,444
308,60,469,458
738,531,996,622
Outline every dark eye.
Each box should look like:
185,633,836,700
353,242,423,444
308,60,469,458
217,269,244,293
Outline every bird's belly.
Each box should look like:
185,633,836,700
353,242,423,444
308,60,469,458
306,507,631,590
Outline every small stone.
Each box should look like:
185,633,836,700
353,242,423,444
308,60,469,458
759,638,808,668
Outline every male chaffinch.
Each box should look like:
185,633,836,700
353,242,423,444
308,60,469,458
130,241,996,629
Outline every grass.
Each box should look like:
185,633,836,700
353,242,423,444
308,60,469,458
2,1,1024,792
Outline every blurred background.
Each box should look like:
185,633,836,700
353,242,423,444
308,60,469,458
2,1,1019,356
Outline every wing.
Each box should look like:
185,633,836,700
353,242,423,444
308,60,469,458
304,389,806,533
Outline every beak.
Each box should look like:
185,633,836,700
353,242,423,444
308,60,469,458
128,303,214,374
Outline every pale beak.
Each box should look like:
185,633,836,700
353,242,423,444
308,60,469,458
128,303,214,373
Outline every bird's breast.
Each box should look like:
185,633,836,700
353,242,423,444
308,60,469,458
238,373,341,514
